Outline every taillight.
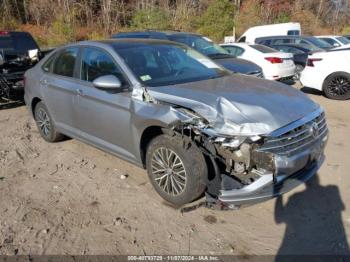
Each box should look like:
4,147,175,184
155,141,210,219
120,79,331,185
0,31,9,36
264,57,283,64
307,58,323,67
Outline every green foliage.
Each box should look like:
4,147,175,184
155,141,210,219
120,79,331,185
341,26,350,35
197,0,235,42
47,12,76,47
131,8,171,30
276,12,291,23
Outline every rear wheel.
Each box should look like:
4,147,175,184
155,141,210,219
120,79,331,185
146,134,207,206
34,101,64,142
323,72,350,100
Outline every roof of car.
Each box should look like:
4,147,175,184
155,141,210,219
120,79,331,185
68,38,187,48
113,30,201,37
256,35,312,40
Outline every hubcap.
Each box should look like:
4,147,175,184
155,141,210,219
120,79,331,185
151,147,187,196
328,76,350,96
36,108,51,137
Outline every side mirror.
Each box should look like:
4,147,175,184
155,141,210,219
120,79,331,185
334,43,340,47
92,75,122,90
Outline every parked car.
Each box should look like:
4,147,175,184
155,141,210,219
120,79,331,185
270,44,316,73
25,39,328,207
315,35,350,48
220,43,295,80
112,31,263,78
300,48,350,100
237,22,301,43
256,35,334,51
0,31,51,100
344,35,350,41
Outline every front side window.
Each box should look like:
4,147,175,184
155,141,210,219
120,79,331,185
52,47,79,77
80,47,127,85
115,43,230,87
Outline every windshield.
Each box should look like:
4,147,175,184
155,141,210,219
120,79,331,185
115,43,230,87
305,37,333,49
336,36,350,45
168,34,232,58
0,36,14,50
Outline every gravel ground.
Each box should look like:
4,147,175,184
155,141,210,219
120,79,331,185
0,85,349,256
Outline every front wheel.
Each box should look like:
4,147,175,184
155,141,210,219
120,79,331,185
146,134,207,206
323,72,350,100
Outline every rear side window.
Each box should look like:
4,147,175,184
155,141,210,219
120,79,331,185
52,47,79,77
287,30,300,36
80,47,127,85
250,45,277,53
222,46,245,56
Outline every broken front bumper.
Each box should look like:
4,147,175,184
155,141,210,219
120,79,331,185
218,114,328,207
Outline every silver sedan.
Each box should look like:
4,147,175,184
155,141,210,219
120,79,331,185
24,39,328,208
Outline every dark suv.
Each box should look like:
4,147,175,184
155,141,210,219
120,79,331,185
0,31,43,99
112,31,263,78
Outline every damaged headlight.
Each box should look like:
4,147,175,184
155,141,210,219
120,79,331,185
214,135,262,149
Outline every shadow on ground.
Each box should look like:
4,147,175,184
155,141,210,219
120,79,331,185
275,174,349,257
300,87,324,96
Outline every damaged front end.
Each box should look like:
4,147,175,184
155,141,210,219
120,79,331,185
161,105,328,209
133,85,328,209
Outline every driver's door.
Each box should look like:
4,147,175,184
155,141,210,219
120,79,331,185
74,46,136,162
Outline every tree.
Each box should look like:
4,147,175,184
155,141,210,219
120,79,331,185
197,0,236,42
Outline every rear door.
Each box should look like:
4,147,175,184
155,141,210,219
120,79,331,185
41,47,80,136
73,46,136,161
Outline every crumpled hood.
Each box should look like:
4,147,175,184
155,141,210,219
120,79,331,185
147,74,320,136
214,57,262,74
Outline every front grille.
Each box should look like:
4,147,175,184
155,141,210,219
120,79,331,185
259,111,328,155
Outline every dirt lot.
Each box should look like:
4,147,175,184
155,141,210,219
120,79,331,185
0,87,349,256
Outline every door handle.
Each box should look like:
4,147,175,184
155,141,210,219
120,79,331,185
76,89,84,96
40,79,48,85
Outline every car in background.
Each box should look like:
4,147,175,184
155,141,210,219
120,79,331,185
344,35,350,41
112,31,263,78
270,44,318,74
315,35,350,48
256,35,334,51
24,39,328,207
300,49,350,100
237,22,301,43
220,43,295,80
0,31,46,100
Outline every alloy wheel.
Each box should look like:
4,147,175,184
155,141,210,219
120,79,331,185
151,147,187,196
36,108,51,137
328,76,350,97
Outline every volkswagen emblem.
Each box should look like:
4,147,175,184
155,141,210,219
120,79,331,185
309,122,319,138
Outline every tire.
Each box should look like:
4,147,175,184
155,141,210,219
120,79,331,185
323,72,350,100
34,101,64,142
146,134,207,206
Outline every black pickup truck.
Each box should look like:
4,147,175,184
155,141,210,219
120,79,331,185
0,31,49,100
